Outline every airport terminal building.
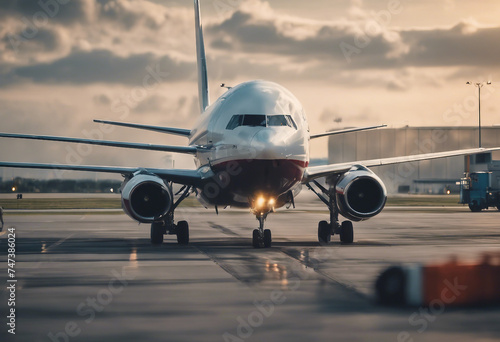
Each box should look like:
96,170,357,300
328,126,500,194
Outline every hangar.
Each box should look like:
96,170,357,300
328,126,500,194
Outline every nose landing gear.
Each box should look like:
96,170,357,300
252,214,272,248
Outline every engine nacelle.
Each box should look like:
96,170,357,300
121,174,173,223
336,165,387,222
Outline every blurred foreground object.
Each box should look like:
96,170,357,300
375,252,500,306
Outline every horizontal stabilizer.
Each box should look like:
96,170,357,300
311,124,387,139
0,132,198,154
93,120,191,137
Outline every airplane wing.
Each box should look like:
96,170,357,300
0,162,212,187
303,147,500,182
0,133,198,154
310,124,387,139
93,120,191,137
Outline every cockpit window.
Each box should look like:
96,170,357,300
226,115,297,130
243,115,266,127
226,115,243,130
267,115,297,129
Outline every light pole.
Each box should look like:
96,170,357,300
467,81,492,148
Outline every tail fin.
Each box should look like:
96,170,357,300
194,0,209,114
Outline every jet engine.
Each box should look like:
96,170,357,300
335,165,387,222
121,173,173,223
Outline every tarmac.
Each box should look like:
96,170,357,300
1,202,500,341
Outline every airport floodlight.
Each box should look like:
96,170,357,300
467,81,492,147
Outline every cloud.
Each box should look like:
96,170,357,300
400,21,500,68
0,0,95,24
319,108,342,124
132,95,167,114
206,0,500,73
0,0,174,28
6,49,195,85
3,25,67,54
98,0,174,30
131,94,199,123
93,94,112,105
206,0,401,67
1,0,499,91
0,98,77,134
0,0,192,67
318,105,376,129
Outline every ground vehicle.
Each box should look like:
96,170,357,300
460,172,500,211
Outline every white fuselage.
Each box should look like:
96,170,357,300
189,80,310,208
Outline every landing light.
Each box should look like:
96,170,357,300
11,187,16,192
253,195,276,212
256,196,266,208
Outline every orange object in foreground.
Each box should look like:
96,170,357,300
376,252,500,306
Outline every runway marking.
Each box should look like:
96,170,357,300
42,233,77,253
207,222,241,237
195,242,369,300
192,246,251,285
279,247,369,300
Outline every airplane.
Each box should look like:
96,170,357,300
1,0,499,248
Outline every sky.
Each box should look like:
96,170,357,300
1,0,500,179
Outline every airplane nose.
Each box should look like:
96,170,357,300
252,129,275,144
250,129,287,159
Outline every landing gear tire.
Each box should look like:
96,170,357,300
176,220,189,245
252,229,272,248
340,221,354,244
318,220,331,244
263,229,272,248
252,214,272,248
151,222,164,245
252,229,260,248
469,202,482,212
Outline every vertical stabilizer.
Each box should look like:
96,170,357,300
194,0,210,114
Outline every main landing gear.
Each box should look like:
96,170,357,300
307,180,354,245
252,213,272,248
317,220,353,244
151,218,189,245
150,185,193,245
